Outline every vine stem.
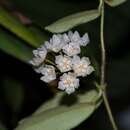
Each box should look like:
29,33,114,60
99,0,118,130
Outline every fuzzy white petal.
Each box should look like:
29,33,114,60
58,81,66,90
46,34,66,52
44,41,51,50
29,58,42,66
34,64,44,73
82,57,91,66
86,66,94,75
71,31,80,42
65,87,75,94
80,33,90,46
72,55,80,64
68,31,73,39
40,65,56,83
52,35,61,45
63,33,70,43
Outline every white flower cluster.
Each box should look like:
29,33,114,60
30,31,94,94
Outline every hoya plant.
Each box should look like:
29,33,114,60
0,0,128,130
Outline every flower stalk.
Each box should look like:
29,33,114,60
99,0,118,130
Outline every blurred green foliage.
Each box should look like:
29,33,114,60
0,0,130,130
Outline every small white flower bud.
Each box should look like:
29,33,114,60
80,33,90,46
29,46,47,66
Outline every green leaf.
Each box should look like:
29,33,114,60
0,7,44,47
0,28,33,63
78,90,102,103
45,9,100,33
16,90,102,130
105,0,127,7
33,92,64,115
15,103,97,130
33,89,101,116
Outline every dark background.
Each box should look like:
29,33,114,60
0,0,130,130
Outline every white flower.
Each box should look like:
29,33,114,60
45,34,66,53
30,31,93,94
62,31,90,56
39,65,56,83
34,64,44,73
63,42,81,56
69,31,80,42
68,31,89,46
29,46,47,66
55,55,72,72
63,33,70,43
72,55,94,77
58,72,79,94
44,41,51,50
80,33,90,46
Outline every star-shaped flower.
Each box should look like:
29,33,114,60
39,65,56,83
58,72,79,94
62,42,81,56
45,34,66,53
55,55,72,72
72,55,94,77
